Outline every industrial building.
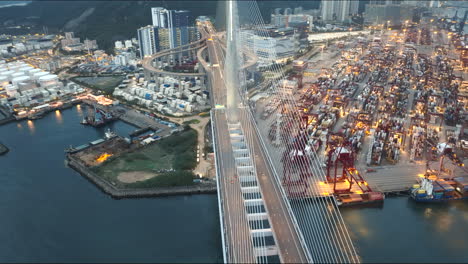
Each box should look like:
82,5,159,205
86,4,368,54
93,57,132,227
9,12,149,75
364,2,416,26
240,26,300,67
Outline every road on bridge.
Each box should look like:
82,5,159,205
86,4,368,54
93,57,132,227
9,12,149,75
200,21,309,264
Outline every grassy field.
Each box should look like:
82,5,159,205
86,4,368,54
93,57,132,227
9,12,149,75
92,129,198,188
71,76,124,95
182,119,201,125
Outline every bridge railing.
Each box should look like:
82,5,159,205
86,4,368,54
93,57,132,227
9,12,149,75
246,106,314,264
211,109,228,263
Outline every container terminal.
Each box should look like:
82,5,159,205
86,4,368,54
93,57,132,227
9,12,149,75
250,19,468,206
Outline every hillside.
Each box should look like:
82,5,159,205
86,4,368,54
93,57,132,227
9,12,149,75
0,0,319,53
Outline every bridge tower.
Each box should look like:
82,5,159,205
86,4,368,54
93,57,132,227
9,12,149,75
225,0,240,123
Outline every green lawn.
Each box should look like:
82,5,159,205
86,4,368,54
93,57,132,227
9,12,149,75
182,119,201,125
92,129,198,188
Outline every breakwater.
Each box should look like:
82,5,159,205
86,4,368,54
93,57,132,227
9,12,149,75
66,154,216,198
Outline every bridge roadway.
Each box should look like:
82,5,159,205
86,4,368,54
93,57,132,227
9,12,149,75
141,37,207,77
202,21,309,263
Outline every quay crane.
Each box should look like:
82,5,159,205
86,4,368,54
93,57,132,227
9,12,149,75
326,138,384,206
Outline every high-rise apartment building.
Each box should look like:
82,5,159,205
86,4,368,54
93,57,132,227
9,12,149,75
150,7,192,49
137,25,159,58
321,0,359,22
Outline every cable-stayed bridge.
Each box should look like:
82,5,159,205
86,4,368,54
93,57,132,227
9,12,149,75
204,1,360,263
145,1,360,263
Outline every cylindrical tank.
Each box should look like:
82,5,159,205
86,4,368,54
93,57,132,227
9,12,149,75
33,71,49,80
38,74,58,87
12,76,32,90
18,66,34,75
29,69,42,77
1,70,15,81
0,76,8,88
11,72,25,79
5,84,18,97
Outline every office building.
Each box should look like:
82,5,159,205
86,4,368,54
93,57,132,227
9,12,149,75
321,0,359,22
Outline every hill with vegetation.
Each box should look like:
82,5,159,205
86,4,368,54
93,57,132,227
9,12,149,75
0,0,320,53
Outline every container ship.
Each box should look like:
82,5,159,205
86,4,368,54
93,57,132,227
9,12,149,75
410,177,468,202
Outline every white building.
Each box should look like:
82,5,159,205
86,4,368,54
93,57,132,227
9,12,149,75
115,41,124,50
124,40,133,48
84,39,98,50
321,0,359,22
241,28,299,67
114,54,128,66
137,25,158,58
152,7,168,28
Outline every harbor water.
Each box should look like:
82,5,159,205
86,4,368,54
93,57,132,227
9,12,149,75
0,106,467,262
0,106,222,263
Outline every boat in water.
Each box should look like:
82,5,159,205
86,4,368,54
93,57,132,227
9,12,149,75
410,177,468,202
104,128,117,139
80,104,114,127
60,102,74,110
27,111,45,120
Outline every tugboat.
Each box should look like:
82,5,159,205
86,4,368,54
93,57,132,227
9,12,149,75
104,128,117,139
80,117,88,125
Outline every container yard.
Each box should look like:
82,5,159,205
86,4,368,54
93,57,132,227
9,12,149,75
251,22,468,206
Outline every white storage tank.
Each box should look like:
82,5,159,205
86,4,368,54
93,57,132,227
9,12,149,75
12,76,32,88
11,72,25,79
1,70,15,81
29,69,42,77
33,71,49,80
0,76,8,88
38,74,59,87
19,66,34,75
5,84,18,97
